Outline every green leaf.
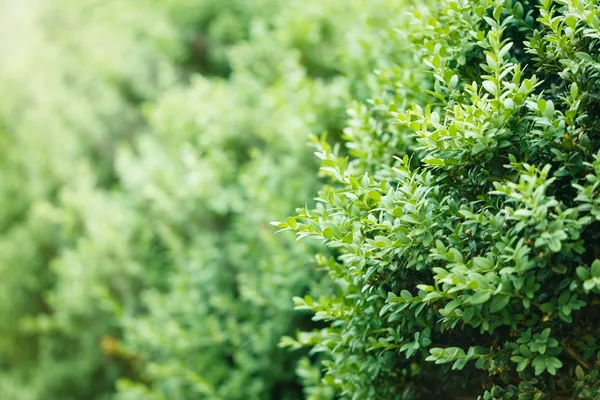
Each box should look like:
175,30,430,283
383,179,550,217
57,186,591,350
575,365,585,380
558,291,570,306
570,82,579,98
532,355,546,375
343,232,353,244
592,260,600,278
499,42,513,59
583,280,596,291
493,5,502,22
368,190,381,201
471,143,487,155
473,256,493,270
286,217,297,228
400,290,413,300
489,294,510,313
452,358,468,370
424,157,445,166
539,302,553,313
517,358,529,372
541,328,551,339
450,74,458,89
482,80,497,96
538,98,546,113
548,239,561,252
322,227,334,239
575,52,594,62
546,356,563,375
545,100,554,118
512,2,524,18
468,291,491,305
576,266,590,281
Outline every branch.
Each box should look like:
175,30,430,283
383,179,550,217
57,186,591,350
561,342,589,370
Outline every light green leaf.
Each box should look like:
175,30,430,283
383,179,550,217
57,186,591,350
468,291,491,305
490,294,510,313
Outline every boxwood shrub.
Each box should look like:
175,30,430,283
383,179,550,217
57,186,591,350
114,1,427,399
278,0,600,398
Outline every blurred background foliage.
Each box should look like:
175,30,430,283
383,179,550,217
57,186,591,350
0,0,413,399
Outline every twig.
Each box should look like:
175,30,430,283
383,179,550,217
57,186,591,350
561,342,589,370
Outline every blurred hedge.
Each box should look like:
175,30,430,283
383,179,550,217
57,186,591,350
0,0,418,399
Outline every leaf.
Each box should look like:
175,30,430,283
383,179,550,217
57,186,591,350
548,239,561,252
514,209,532,217
452,358,468,370
558,291,570,306
322,227,334,239
424,157,445,166
490,294,510,313
486,54,497,70
468,291,491,305
401,214,420,224
471,143,487,155
343,232,353,244
575,365,585,380
539,302,553,313
517,358,529,371
368,190,381,201
546,356,563,375
499,42,513,58
473,256,493,270
538,98,546,113
575,52,594,62
286,217,298,228
504,98,515,109
576,266,590,281
545,100,554,118
532,355,546,375
512,2,524,18
583,280,596,291
570,82,579,99
541,328,551,340
442,300,460,315
592,260,600,278
450,74,459,89
482,80,497,96
400,290,413,300
493,5,502,22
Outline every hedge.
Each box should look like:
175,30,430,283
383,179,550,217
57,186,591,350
2,0,600,399
278,0,600,398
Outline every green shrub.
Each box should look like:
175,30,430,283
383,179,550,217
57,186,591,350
0,0,423,399
114,1,423,399
279,0,600,398
0,0,203,398
111,58,346,400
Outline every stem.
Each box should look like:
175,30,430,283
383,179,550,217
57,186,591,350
561,342,589,370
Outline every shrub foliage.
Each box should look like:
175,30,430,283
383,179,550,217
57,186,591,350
278,0,600,398
2,0,600,399
0,0,424,399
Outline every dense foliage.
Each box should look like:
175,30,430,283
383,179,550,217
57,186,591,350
2,0,600,399
114,2,432,398
278,0,600,398
0,0,427,399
